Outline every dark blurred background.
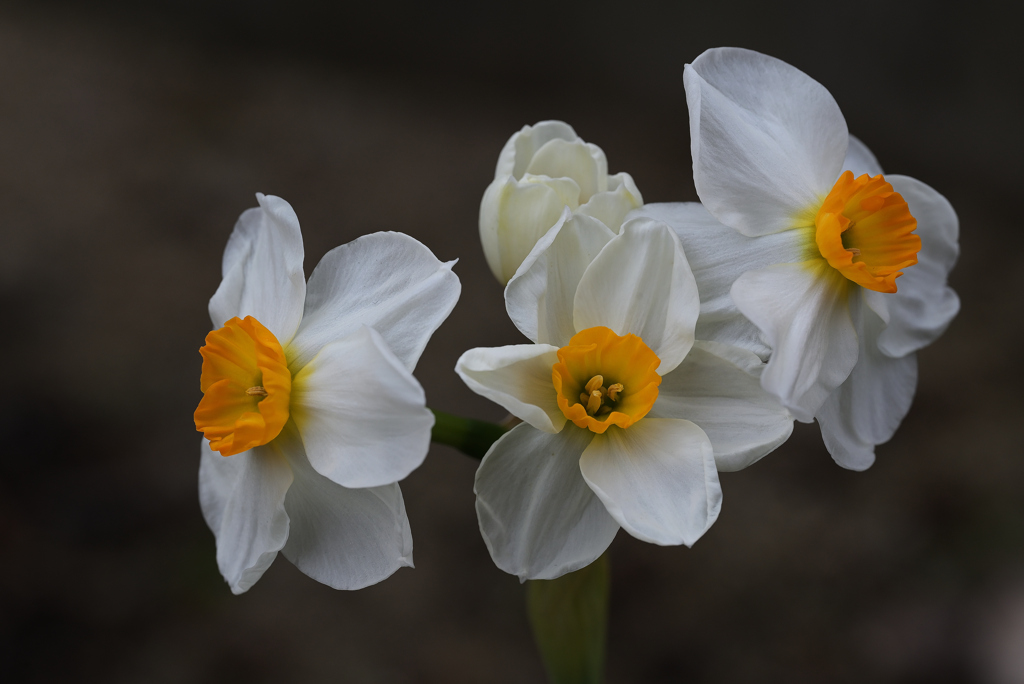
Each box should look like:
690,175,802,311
0,1,1021,682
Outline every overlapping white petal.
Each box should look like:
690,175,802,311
732,261,859,422
198,439,292,595
579,419,721,547
279,425,414,591
480,175,581,285
475,424,619,581
685,47,848,236
816,295,919,470
526,138,607,202
208,193,306,343
842,135,884,178
496,120,580,179
290,326,433,489
455,344,565,433
650,342,793,471
878,175,961,358
577,172,643,232
627,202,807,359
286,231,460,373
574,218,699,374
506,209,616,346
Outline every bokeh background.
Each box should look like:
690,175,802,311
1,1,1021,682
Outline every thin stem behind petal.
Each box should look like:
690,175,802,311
430,409,508,460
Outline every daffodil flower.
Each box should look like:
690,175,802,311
479,121,643,284
456,210,793,580
632,47,959,470
195,194,460,593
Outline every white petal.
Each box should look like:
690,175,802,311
475,424,619,581
290,326,433,489
525,138,607,201
732,261,859,422
573,218,699,374
479,174,582,284
455,344,565,433
208,193,306,343
816,293,919,471
496,120,579,179
685,47,848,236
279,425,413,590
877,175,961,357
506,209,616,346
286,231,460,373
863,288,890,326
628,202,807,360
579,419,721,547
650,341,793,472
520,174,583,209
198,437,292,594
842,135,884,177
577,172,643,231
479,177,510,283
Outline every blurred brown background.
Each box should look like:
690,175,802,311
0,1,1020,682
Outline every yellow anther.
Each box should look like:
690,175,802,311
246,386,269,397
580,392,590,405
585,375,605,393
597,406,612,416
586,390,603,416
606,383,623,402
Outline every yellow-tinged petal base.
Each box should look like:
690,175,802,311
815,171,920,293
552,327,661,434
195,316,291,456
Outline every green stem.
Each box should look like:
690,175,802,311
527,552,610,684
430,409,508,460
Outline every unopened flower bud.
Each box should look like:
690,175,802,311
479,121,643,284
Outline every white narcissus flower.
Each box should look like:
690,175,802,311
479,120,643,284
633,47,959,470
194,193,460,594
456,209,793,580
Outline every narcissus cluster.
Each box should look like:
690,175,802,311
195,47,958,592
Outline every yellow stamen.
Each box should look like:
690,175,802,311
815,171,920,293
194,316,291,456
551,326,661,434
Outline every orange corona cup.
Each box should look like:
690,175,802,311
194,316,291,456
552,327,661,434
815,171,920,293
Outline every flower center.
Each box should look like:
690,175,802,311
194,316,291,456
552,326,661,434
814,171,920,293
